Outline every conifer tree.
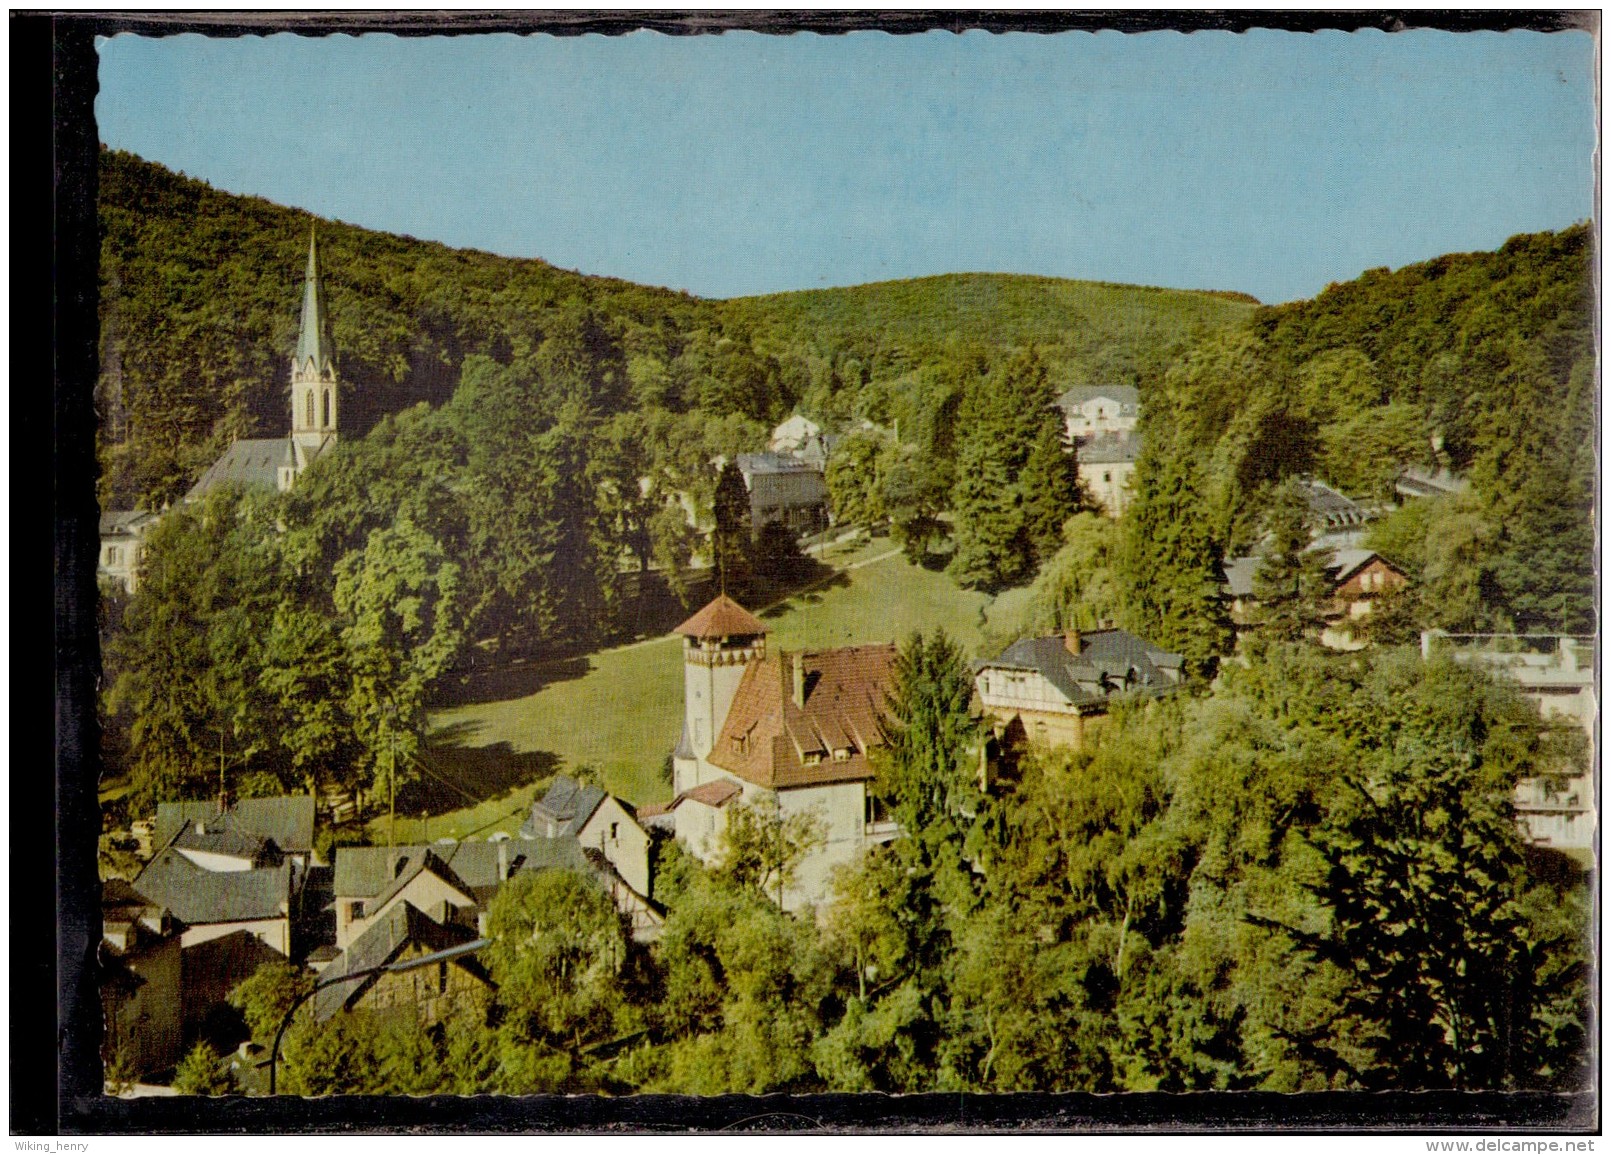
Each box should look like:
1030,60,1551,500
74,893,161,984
1251,479,1331,641
1121,453,1233,674
712,459,753,592
948,435,1029,591
1017,413,1084,569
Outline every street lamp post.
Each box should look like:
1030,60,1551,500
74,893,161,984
267,937,488,1095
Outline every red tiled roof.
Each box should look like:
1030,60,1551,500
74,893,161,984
636,801,673,819
674,780,743,808
674,594,770,640
708,644,897,790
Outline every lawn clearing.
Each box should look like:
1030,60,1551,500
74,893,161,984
409,547,1032,837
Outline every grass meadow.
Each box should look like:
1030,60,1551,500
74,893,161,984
387,540,1033,841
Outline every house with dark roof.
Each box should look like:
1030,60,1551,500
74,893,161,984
312,902,491,1024
130,848,296,955
520,777,652,898
332,835,663,948
667,593,901,908
975,627,1183,751
1222,544,1408,644
155,795,317,867
1297,478,1380,534
735,452,830,536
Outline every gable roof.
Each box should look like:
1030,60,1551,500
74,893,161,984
312,902,484,1022
675,594,770,641
155,796,315,854
708,644,897,790
979,629,1183,711
172,825,281,865
364,848,478,918
131,849,291,926
184,438,291,501
672,779,744,809
1299,479,1374,529
1223,555,1260,599
333,837,596,903
1057,384,1140,412
99,509,159,538
522,777,607,839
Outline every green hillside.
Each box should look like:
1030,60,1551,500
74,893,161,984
96,149,1256,508
724,271,1257,382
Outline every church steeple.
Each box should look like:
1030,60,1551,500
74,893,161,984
290,227,338,452
296,228,336,377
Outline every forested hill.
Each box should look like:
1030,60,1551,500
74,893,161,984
97,148,709,505
1121,222,1594,656
96,149,1256,507
722,273,1258,386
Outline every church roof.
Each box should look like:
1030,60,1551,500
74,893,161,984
185,438,289,501
295,228,337,376
674,594,769,640
708,644,897,790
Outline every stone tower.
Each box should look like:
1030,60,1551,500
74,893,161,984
671,594,769,795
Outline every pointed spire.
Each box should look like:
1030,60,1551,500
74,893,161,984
295,226,336,377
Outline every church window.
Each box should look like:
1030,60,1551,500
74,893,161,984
305,392,315,427
323,389,332,426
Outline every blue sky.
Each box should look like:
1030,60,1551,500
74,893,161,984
97,29,1594,304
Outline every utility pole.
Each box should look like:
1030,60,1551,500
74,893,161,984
388,727,396,852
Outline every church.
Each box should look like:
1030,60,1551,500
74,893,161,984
185,229,344,500
99,231,344,592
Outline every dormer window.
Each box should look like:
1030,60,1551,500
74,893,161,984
803,752,823,766
833,747,851,762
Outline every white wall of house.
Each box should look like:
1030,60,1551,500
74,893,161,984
1083,459,1136,517
179,917,289,957
340,872,477,950
977,666,1076,716
674,797,729,863
578,796,652,898
173,847,258,873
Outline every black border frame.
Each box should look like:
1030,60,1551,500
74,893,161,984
28,9,1600,1135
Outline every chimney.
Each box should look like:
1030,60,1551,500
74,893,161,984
1064,628,1082,656
497,839,509,882
792,653,806,709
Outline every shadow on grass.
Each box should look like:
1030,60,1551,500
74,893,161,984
756,568,851,619
434,655,592,708
396,740,561,818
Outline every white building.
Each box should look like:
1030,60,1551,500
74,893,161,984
665,594,899,909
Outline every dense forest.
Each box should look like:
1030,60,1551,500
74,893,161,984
98,150,1593,1098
